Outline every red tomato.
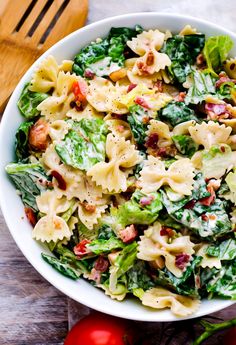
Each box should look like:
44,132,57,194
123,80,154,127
64,313,134,345
223,326,236,345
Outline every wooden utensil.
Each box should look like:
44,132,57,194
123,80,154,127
0,0,88,112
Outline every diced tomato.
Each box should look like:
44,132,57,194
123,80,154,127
72,81,87,110
127,83,137,93
201,214,209,221
74,239,91,257
25,207,37,227
199,185,215,206
134,96,150,109
94,256,109,272
160,227,175,237
119,224,138,243
51,170,67,191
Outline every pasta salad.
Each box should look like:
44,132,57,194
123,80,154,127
6,24,236,316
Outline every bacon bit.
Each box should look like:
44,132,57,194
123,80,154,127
207,179,221,191
156,147,168,157
24,207,37,227
220,145,226,153
208,214,217,221
154,80,163,92
175,92,186,102
199,185,215,206
205,103,227,116
94,256,109,272
117,125,125,133
201,214,209,221
111,113,125,119
119,224,138,243
142,116,150,124
160,227,175,237
51,170,67,191
184,200,196,209
84,204,96,213
230,63,236,71
84,69,95,79
196,53,205,67
127,83,137,93
145,133,159,149
72,81,87,110
215,72,236,88
88,268,101,284
195,275,201,289
29,118,50,151
139,195,154,206
175,253,190,270
134,96,150,109
74,239,91,257
146,51,154,66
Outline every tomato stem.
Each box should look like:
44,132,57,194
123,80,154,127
192,318,236,345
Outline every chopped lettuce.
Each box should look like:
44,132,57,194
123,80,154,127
206,261,236,299
55,119,108,170
206,239,236,261
87,237,125,255
127,261,155,291
17,83,48,119
172,134,198,157
15,121,33,161
155,256,202,297
203,35,233,76
127,104,149,145
116,190,163,226
185,69,217,104
97,224,116,240
73,26,142,76
225,169,236,203
161,34,205,83
202,144,235,179
5,162,51,211
159,101,198,126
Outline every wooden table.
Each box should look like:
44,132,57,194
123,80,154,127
0,1,236,344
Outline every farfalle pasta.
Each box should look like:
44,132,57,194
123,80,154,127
7,24,236,317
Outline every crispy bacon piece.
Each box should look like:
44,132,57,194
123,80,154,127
74,239,91,258
139,195,154,206
215,72,236,88
199,185,215,206
184,200,196,209
175,253,190,270
154,80,163,92
160,227,175,237
51,170,67,191
84,69,95,79
28,118,50,151
119,224,138,243
127,83,137,93
24,207,37,227
145,133,159,149
205,103,227,116
94,256,109,272
134,96,150,109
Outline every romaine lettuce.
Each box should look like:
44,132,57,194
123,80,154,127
15,121,33,161
127,261,155,291
172,134,198,157
127,104,149,145
206,239,236,261
55,118,108,170
87,237,125,255
159,101,198,126
41,253,81,280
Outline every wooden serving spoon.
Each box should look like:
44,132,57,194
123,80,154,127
0,0,88,113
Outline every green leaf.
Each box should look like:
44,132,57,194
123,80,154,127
87,237,125,255
206,261,236,299
127,104,149,145
17,83,48,119
162,34,205,83
97,224,116,240
127,261,155,291
117,190,163,227
110,242,138,281
6,163,51,211
172,134,198,157
159,101,198,126
15,121,33,161
42,253,81,280
73,26,142,76
207,239,236,261
55,119,108,170
185,69,217,104
203,35,233,76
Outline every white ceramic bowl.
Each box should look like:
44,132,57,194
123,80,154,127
0,13,235,322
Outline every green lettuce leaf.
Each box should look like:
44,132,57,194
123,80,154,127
206,261,236,299
15,121,33,161
87,237,125,255
17,83,48,119
116,190,163,227
172,134,198,157
127,104,149,145
97,224,116,240
55,118,108,170
6,162,51,211
159,101,198,126
206,239,236,260
73,26,142,76
161,34,205,83
41,253,81,280
203,35,233,76
127,261,155,291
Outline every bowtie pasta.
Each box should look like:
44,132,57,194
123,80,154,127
6,24,236,317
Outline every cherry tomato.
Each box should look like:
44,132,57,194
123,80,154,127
223,326,236,345
64,313,134,345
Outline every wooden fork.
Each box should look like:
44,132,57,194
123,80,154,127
0,0,88,113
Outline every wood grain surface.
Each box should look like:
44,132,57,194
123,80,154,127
1,0,236,344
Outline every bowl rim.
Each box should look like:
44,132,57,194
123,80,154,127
0,12,235,322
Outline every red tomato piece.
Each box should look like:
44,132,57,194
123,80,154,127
24,207,37,227
64,313,134,345
73,239,91,257
199,185,215,206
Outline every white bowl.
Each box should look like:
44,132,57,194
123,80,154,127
0,13,235,322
